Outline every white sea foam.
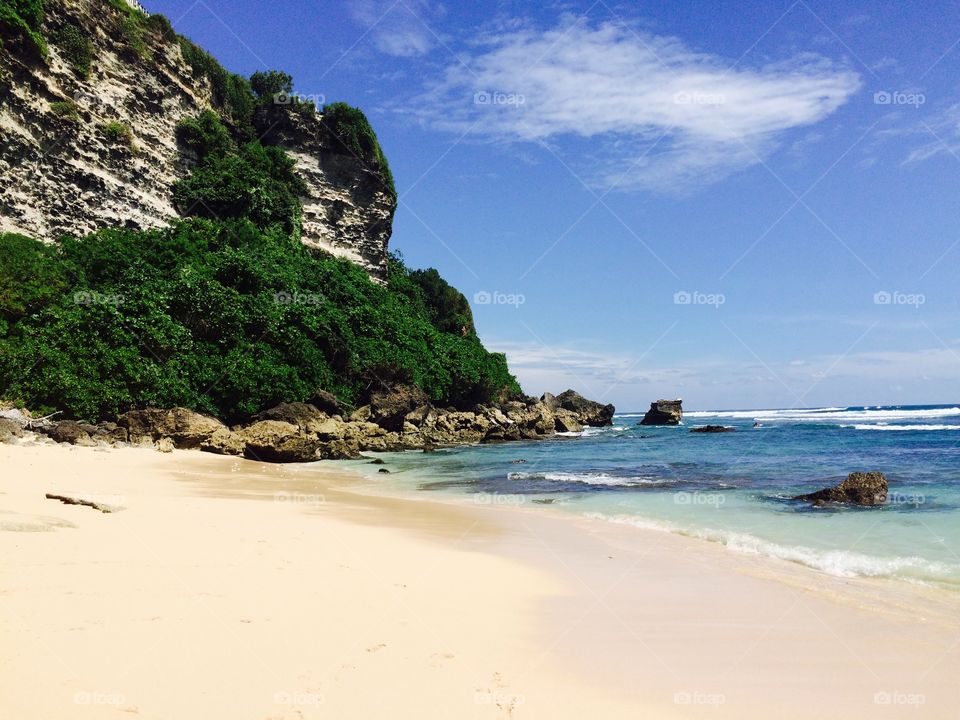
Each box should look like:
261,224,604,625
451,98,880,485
842,424,960,431
584,512,959,583
686,407,960,423
508,471,668,487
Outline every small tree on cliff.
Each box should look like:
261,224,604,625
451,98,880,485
250,70,293,100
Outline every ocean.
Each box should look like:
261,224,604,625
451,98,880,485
344,405,960,590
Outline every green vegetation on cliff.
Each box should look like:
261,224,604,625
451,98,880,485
0,8,515,421
0,221,518,422
0,0,48,58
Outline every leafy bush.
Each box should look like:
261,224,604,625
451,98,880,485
0,0,48,59
176,110,234,160
322,102,395,196
54,22,92,78
177,36,254,136
0,223,520,421
101,121,133,148
250,70,292,100
49,99,79,122
173,113,305,235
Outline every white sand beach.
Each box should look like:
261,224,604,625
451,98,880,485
1,441,957,719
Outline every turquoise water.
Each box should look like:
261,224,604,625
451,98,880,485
348,405,960,590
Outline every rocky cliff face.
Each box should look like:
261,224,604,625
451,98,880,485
0,0,394,279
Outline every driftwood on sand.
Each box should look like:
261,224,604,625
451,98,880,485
45,493,118,513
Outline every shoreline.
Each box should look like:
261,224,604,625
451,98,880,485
2,441,958,718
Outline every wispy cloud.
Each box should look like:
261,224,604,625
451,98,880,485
347,0,442,58
493,339,960,409
411,19,861,192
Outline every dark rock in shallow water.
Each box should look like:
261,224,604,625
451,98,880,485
690,425,734,433
639,399,683,426
378,468,390,474
793,472,888,506
369,458,386,465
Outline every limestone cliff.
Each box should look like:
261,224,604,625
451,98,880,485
0,0,395,279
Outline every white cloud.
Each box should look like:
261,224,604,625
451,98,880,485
348,0,441,57
492,339,960,411
414,19,861,191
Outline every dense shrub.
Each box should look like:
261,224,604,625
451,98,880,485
177,36,254,136
0,223,520,421
322,102,395,196
100,120,133,148
172,114,305,236
250,70,292,100
54,21,92,78
0,0,48,59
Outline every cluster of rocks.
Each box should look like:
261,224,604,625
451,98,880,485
2,388,615,463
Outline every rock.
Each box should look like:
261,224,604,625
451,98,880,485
404,404,433,427
0,418,24,443
350,405,373,423
91,421,128,443
553,410,583,434
40,420,96,447
307,389,344,417
317,438,361,460
793,472,888,506
367,384,431,431
555,389,615,427
237,420,321,463
253,402,326,430
639,399,683,426
368,458,386,465
118,408,226,448
690,425,734,433
200,428,245,456
155,437,174,453
378,468,390,473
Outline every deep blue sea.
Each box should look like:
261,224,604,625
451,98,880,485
348,405,960,590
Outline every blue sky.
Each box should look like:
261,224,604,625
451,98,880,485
145,0,960,411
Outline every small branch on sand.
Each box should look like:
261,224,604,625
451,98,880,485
45,493,117,513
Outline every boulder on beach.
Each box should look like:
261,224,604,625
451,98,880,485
118,408,225,448
792,472,888,506
639,400,683,426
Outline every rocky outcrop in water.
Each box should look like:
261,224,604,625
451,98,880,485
690,425,734,433
0,0,394,279
639,399,683,425
793,472,888,506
